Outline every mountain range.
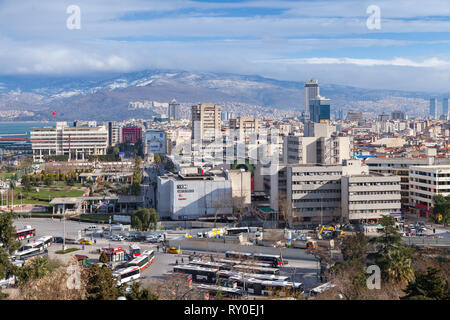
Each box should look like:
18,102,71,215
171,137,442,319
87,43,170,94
0,69,446,121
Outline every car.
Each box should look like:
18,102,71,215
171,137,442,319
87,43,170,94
84,225,98,232
65,238,78,244
111,235,124,241
54,236,64,243
167,247,180,254
79,239,93,245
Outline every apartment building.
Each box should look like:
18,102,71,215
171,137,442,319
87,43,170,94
31,122,108,162
409,165,450,218
191,103,222,141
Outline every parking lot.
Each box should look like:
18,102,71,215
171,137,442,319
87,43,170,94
13,218,321,292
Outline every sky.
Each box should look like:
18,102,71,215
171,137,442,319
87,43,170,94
0,0,449,92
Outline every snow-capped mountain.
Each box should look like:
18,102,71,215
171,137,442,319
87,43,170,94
0,69,444,121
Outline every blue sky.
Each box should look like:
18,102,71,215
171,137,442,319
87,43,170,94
0,0,449,92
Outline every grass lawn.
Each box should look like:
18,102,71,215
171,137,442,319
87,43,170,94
0,172,16,180
14,186,86,205
55,248,79,254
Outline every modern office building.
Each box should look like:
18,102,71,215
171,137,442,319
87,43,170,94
30,122,108,162
409,165,450,218
391,110,406,120
260,159,368,224
443,98,449,118
191,103,222,141
168,99,181,121
341,174,401,222
430,98,438,119
309,97,331,123
122,126,143,144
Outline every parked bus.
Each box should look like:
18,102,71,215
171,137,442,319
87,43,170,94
232,264,280,275
189,260,231,270
12,247,47,261
217,270,288,282
127,250,155,271
225,251,283,268
226,227,249,235
15,226,36,240
228,276,303,296
129,244,141,258
197,284,243,299
173,265,217,283
37,236,53,249
217,258,270,269
113,266,141,285
20,240,44,252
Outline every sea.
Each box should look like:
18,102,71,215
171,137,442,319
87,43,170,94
0,122,56,151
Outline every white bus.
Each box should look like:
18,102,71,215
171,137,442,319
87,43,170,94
19,240,44,252
127,250,155,271
12,247,47,261
37,236,53,248
113,266,141,285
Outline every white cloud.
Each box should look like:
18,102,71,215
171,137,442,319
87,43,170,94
258,57,450,68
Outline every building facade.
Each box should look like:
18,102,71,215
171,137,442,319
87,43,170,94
31,122,108,162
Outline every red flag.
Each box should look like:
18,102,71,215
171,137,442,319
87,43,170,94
52,111,57,116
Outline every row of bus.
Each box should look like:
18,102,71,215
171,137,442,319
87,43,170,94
112,250,155,285
173,264,303,297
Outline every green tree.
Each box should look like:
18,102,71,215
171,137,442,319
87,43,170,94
99,251,109,264
0,211,21,254
341,232,368,264
131,208,159,231
433,194,450,226
130,182,141,196
86,264,124,300
402,267,450,300
372,215,415,285
125,282,158,300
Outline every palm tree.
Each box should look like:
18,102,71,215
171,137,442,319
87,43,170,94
383,249,414,285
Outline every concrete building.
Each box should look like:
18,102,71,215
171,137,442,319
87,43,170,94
191,103,222,142
145,130,167,155
283,122,351,165
156,169,251,220
409,165,450,218
366,156,450,213
341,174,401,222
259,159,369,225
304,79,319,121
107,121,122,147
30,122,108,162
229,116,261,142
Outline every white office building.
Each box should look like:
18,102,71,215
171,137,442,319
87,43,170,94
31,122,108,162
